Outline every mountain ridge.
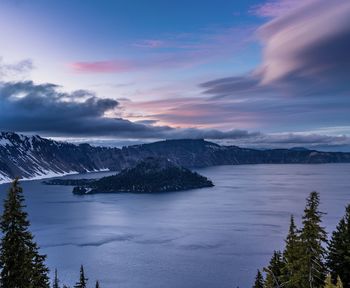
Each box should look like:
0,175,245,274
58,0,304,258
1,131,350,183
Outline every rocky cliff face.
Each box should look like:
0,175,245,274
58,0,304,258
1,132,350,183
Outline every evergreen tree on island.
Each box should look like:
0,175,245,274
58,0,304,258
252,269,264,288
327,204,350,288
0,178,50,288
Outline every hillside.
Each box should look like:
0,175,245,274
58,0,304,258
1,131,350,183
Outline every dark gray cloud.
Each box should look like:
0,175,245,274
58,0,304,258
0,80,163,137
0,80,261,140
166,128,261,140
200,75,265,98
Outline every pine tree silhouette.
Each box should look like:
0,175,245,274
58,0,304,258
0,178,50,288
74,265,88,288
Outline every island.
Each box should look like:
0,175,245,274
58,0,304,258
44,157,214,194
73,157,214,194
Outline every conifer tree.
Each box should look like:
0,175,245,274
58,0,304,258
53,268,60,288
0,179,50,288
264,250,284,288
31,242,50,287
95,280,101,288
252,269,264,288
298,191,327,288
74,265,88,288
282,215,302,287
327,204,350,288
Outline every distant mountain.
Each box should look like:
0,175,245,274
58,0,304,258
1,131,350,183
290,147,310,151
70,157,214,194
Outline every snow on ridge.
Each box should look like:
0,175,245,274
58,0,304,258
0,170,78,185
0,171,11,185
23,170,79,182
0,132,49,147
0,131,111,185
0,139,13,147
0,168,111,185
0,132,87,151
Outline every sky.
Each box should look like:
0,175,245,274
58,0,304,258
0,0,350,150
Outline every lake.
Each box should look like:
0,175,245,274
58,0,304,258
0,164,350,288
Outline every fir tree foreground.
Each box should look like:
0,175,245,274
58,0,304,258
254,192,350,288
327,205,350,287
0,179,100,288
0,178,50,288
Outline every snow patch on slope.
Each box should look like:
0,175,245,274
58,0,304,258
0,132,111,184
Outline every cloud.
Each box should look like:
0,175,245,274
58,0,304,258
225,133,350,151
0,58,34,79
252,133,350,145
250,0,308,18
166,128,261,140
133,39,166,49
70,60,135,73
200,75,264,97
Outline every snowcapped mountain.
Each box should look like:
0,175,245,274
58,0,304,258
1,132,350,184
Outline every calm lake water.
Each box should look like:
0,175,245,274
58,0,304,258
1,164,350,288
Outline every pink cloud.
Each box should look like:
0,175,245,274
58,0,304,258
125,97,258,129
70,55,196,74
70,60,135,73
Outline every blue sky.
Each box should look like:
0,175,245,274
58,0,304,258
0,0,350,150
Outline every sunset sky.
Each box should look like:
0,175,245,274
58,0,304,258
0,0,350,150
